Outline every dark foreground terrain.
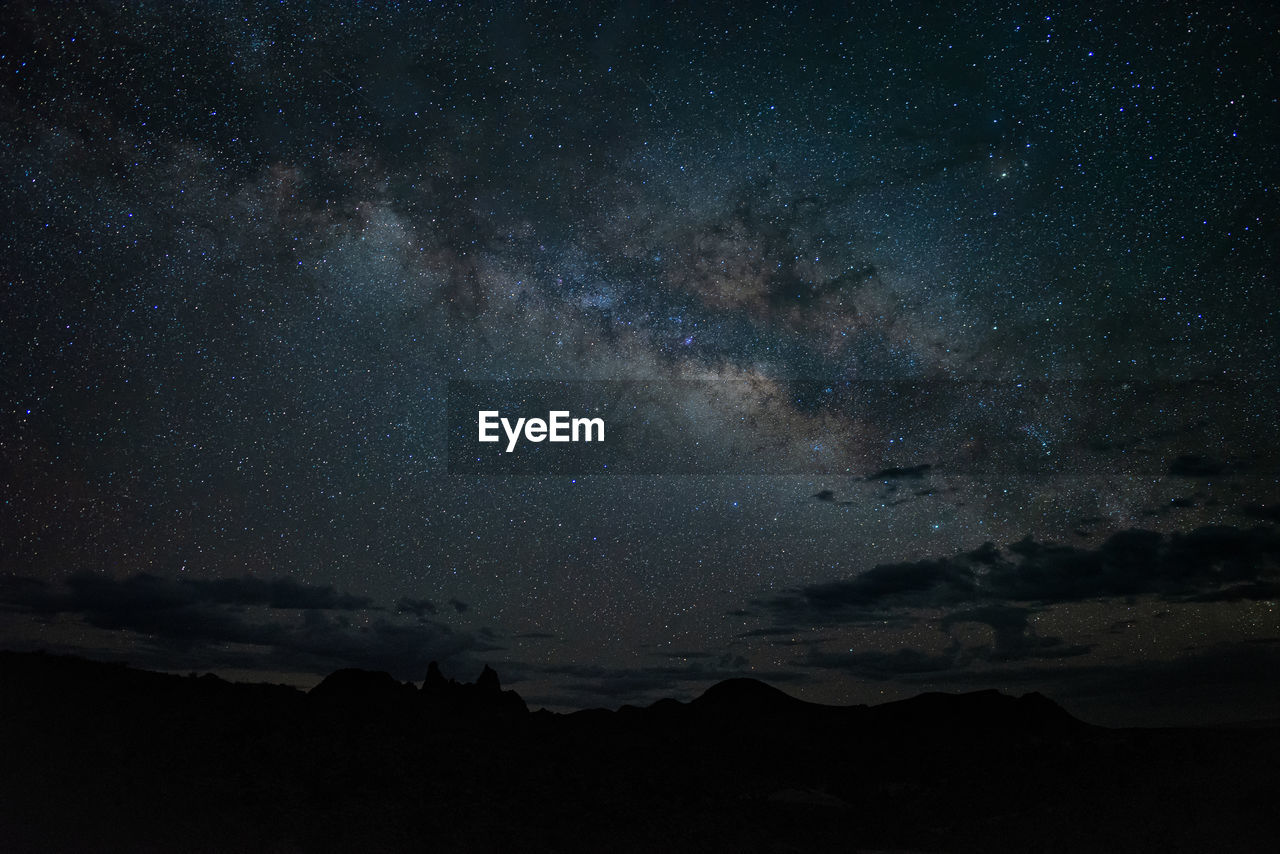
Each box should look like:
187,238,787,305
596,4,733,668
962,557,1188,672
1,651,1277,853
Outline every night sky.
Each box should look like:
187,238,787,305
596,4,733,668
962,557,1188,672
2,1,1277,727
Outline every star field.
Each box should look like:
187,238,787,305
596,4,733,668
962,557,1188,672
1,1,1277,726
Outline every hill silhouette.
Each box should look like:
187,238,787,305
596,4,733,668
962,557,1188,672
693,676,810,711
1,650,1277,852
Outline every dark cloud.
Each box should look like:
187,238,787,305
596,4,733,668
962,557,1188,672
0,573,489,678
940,605,1092,661
182,576,375,610
1181,581,1280,603
802,648,956,679
762,525,1280,620
4,572,372,616
795,606,1090,681
448,598,470,614
396,597,439,617
766,542,995,614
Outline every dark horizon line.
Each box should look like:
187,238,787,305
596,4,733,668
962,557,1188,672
7,646,1278,732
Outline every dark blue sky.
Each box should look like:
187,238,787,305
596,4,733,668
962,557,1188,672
2,0,1277,726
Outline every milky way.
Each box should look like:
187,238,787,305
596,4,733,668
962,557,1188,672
2,1,1277,725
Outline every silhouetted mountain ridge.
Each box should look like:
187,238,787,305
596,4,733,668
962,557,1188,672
0,649,1086,731
3,650,1278,853
307,660,528,719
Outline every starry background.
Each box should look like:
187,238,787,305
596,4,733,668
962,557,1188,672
2,1,1277,726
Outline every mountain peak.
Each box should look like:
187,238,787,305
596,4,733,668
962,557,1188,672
476,664,501,694
692,677,805,710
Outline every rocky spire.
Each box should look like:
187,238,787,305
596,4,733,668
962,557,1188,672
423,660,447,693
476,664,501,694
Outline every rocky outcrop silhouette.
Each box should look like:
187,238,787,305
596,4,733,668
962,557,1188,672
293,660,530,720
476,663,500,693
423,660,448,694
418,660,528,719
